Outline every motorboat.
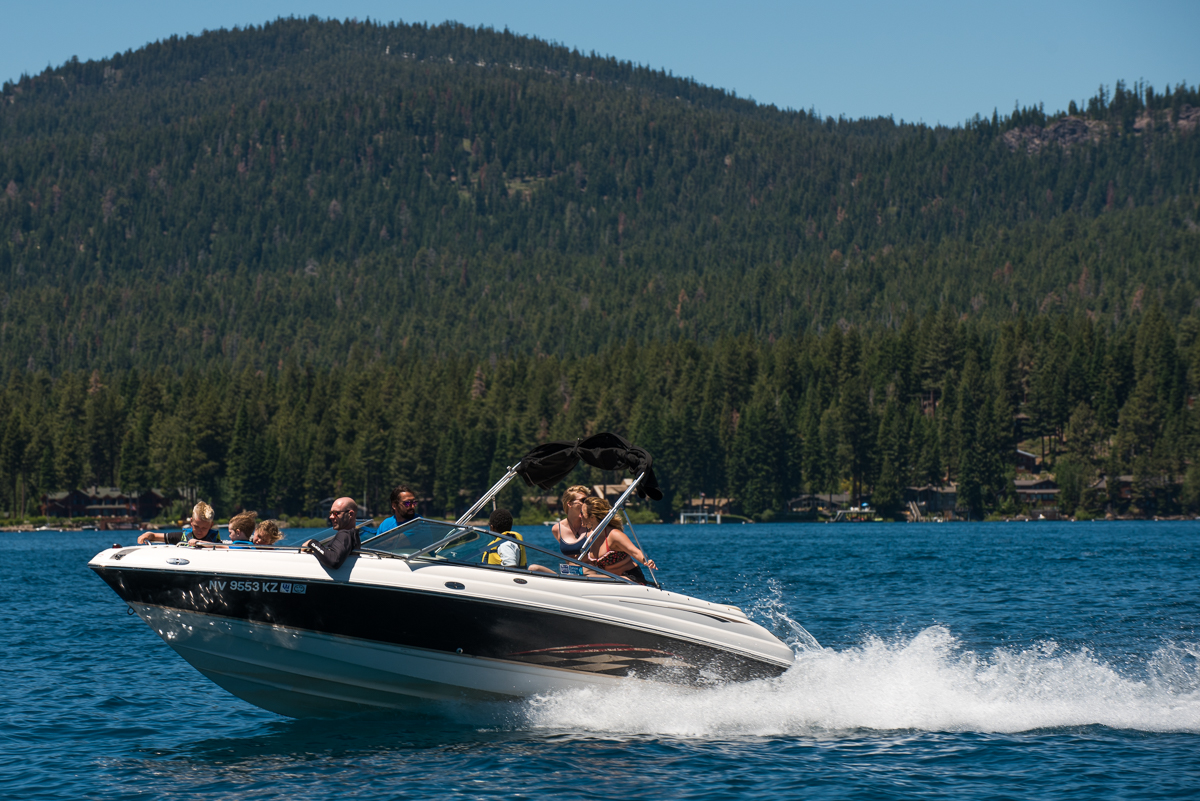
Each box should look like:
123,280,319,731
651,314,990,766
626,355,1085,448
89,433,795,717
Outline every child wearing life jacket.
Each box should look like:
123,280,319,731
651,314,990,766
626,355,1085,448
482,508,525,567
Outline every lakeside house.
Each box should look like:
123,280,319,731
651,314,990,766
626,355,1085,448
523,494,562,512
680,494,734,523
593,478,635,504
1089,475,1134,502
905,484,959,516
1013,477,1060,510
789,493,854,512
41,487,166,521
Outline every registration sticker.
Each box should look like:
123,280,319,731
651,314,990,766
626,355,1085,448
559,563,583,576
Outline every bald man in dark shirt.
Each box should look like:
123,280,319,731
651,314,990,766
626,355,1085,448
300,496,361,569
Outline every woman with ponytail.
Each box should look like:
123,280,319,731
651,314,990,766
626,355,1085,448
580,496,656,584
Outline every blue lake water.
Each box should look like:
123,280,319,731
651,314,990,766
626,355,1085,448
3,521,1198,799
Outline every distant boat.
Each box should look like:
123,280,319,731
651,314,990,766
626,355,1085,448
34,524,60,532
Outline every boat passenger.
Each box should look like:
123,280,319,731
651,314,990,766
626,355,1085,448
189,511,257,549
580,497,656,584
252,519,284,546
137,501,220,545
550,485,593,558
482,509,524,567
377,485,418,534
224,512,258,548
300,497,361,569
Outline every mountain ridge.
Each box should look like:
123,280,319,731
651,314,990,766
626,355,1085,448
1,18,1198,376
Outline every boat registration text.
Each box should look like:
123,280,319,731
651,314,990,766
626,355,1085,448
206,580,307,594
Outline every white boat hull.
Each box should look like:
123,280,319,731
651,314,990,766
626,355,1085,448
93,544,794,717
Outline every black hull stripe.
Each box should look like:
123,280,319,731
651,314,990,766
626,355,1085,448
94,566,789,683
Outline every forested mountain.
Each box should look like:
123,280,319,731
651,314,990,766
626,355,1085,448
2,18,1198,373
1,18,1199,521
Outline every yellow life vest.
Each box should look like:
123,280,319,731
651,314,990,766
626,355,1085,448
482,531,526,567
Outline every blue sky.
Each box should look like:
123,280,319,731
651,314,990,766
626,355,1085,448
3,0,1198,126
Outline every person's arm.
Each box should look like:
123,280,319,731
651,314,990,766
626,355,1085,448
189,539,226,549
308,529,356,569
605,529,656,570
138,531,184,545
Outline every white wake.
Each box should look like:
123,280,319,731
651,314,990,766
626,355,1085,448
520,625,1200,736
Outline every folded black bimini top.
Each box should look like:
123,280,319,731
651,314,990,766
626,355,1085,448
514,432,662,501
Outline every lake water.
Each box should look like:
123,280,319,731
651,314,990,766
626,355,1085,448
3,521,1198,799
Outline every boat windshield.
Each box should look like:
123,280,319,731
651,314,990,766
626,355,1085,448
362,519,485,559
361,519,631,581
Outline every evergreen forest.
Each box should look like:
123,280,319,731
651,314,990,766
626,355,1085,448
1,17,1199,520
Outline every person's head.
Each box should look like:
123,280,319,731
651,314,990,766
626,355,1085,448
584,496,623,529
389,485,417,521
561,485,590,522
329,497,357,530
489,508,513,534
252,519,283,546
227,511,258,541
191,501,215,533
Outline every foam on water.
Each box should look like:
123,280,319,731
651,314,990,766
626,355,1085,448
747,578,824,651
521,624,1200,737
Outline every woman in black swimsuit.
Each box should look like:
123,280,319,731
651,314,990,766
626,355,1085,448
551,484,593,558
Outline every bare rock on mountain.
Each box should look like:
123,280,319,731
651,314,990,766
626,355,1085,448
1003,116,1103,153
1175,105,1200,132
1006,107,1200,154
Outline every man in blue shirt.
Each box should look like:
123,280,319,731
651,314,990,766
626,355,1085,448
377,485,417,534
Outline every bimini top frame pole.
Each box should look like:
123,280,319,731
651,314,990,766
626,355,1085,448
454,465,521,526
